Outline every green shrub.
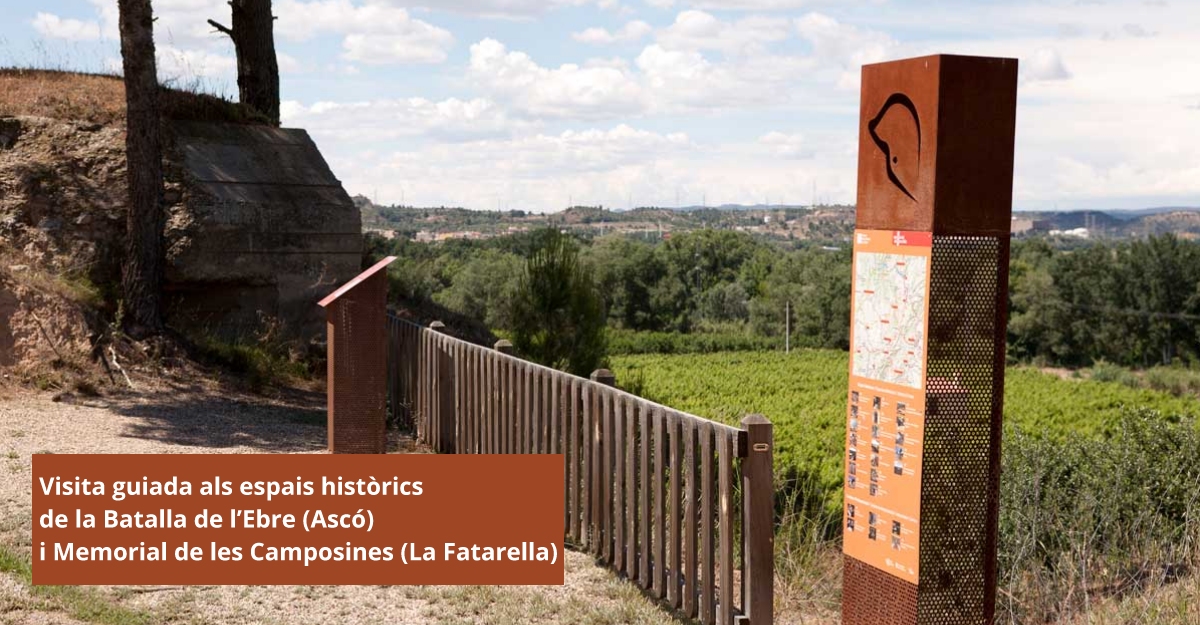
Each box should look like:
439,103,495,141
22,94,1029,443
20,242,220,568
189,317,311,392
1144,366,1200,397
511,229,607,376
998,410,1200,622
615,350,1200,621
193,338,308,392
613,352,1200,526
1089,359,1141,388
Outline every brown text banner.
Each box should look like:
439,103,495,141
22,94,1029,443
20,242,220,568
33,454,564,586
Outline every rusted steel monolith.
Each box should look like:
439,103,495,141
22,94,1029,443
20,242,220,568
841,55,1017,625
318,256,397,454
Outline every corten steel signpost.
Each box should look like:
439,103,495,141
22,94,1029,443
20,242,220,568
841,55,1017,625
318,256,397,454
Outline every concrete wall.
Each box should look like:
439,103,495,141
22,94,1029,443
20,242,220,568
165,121,363,344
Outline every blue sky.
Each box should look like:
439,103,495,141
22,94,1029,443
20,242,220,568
3,0,1198,212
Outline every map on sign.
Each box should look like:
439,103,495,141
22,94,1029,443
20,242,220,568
851,249,928,389
844,229,932,584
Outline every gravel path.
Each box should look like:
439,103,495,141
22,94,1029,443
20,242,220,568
0,383,680,625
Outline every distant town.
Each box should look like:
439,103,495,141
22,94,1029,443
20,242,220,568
355,196,1200,245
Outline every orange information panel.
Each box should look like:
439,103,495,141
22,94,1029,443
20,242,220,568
32,454,563,586
843,229,931,583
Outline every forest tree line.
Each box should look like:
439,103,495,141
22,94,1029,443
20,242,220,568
367,230,1200,369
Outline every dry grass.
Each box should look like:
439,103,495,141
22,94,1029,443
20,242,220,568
0,70,126,126
1057,574,1200,625
0,69,269,127
0,246,103,311
775,547,840,625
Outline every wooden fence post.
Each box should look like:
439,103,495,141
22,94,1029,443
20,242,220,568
431,321,456,454
589,369,615,558
494,339,513,355
740,414,773,625
590,369,616,387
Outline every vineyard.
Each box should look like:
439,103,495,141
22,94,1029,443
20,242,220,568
611,350,1200,517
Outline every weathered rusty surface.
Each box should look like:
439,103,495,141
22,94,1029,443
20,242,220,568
920,236,1010,625
321,257,397,454
846,54,1016,625
844,555,918,624
855,55,1018,237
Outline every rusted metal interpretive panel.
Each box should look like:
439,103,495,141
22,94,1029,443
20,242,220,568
843,54,1017,625
319,256,397,454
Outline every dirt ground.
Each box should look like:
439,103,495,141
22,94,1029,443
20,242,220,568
0,382,681,625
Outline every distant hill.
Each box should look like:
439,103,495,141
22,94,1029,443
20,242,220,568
1012,207,1200,238
665,203,825,213
356,193,1200,242
1017,210,1126,231
1100,206,1200,220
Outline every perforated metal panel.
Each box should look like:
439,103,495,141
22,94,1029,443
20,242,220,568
918,235,1008,625
843,555,918,623
324,270,389,454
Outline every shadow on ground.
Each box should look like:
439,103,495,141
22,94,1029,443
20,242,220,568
102,382,328,452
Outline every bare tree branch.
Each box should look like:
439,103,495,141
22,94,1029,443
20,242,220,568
206,18,233,37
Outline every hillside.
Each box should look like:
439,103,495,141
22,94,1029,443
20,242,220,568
359,195,858,244
0,70,307,392
1018,207,1200,238
361,192,1200,245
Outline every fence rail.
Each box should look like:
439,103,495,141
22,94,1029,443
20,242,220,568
387,314,773,625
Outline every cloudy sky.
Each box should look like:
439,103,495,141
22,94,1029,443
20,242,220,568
3,0,1198,212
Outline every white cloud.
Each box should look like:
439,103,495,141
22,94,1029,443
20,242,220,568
277,53,302,74
33,0,239,88
27,0,1199,211
573,20,653,45
281,96,532,142
468,38,647,118
31,13,103,41
86,0,121,40
147,0,238,50
1122,23,1156,38
372,0,600,18
468,37,815,119
156,45,237,84
290,0,1200,209
903,4,1200,208
1022,48,1071,83
689,0,823,9
634,44,807,109
278,0,454,64
795,12,896,89
341,31,453,64
656,10,792,56
324,125,851,212
759,131,810,158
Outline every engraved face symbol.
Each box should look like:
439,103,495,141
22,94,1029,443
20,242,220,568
868,93,921,201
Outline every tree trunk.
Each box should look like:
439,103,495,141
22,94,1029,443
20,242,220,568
117,0,165,338
211,0,280,125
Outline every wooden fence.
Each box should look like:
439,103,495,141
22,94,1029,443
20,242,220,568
387,315,774,625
